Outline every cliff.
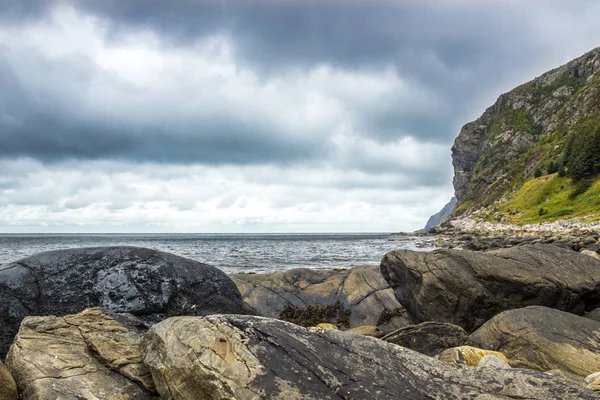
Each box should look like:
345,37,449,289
451,46,600,224
423,197,457,230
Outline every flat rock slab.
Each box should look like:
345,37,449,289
470,305,600,377
232,266,409,332
380,244,600,331
6,308,155,399
381,321,468,356
0,246,252,357
143,314,599,399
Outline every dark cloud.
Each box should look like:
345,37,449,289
1,0,600,171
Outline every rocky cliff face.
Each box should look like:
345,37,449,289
423,196,457,230
451,47,600,214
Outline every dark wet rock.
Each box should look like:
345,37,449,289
231,266,410,333
6,308,155,399
381,321,468,356
470,306,600,377
380,244,600,331
0,246,253,357
142,314,599,399
588,243,600,252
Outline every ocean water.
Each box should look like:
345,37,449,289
0,233,436,274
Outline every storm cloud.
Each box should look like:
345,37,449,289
1,0,599,231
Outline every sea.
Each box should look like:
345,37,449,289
0,233,437,274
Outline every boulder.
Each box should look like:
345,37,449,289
589,379,600,394
588,372,600,384
315,323,338,330
588,373,600,393
346,325,384,338
381,321,468,356
0,246,253,357
6,308,155,399
142,314,599,399
380,244,600,331
470,306,600,377
586,308,600,322
232,266,410,332
437,345,509,368
0,359,17,400
582,249,600,260
478,355,512,369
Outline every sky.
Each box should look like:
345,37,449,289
1,0,600,233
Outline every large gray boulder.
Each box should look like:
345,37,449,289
380,244,600,331
0,246,253,357
232,266,410,332
470,306,600,377
142,314,599,399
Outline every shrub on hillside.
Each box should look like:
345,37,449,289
563,126,600,180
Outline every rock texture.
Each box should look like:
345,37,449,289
422,196,457,230
142,314,599,399
436,345,509,368
451,46,600,208
0,359,17,400
380,244,600,331
470,306,600,377
586,308,600,322
0,246,253,357
232,266,409,332
6,308,155,399
381,322,468,356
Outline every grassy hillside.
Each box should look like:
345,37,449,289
451,47,600,224
489,174,600,224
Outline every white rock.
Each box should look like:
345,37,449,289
477,355,512,369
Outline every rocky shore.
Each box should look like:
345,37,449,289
1,245,600,399
416,215,600,258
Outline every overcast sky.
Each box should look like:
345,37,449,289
1,0,599,233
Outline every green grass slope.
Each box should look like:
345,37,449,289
452,47,600,223
491,174,600,224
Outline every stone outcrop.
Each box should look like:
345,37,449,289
0,246,253,357
380,244,600,331
142,314,599,399
0,359,17,400
232,266,409,332
470,306,600,377
381,321,468,356
6,308,155,399
436,345,509,368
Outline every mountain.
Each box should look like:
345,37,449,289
451,47,600,225
423,197,457,230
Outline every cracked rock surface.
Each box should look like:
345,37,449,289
0,246,253,357
470,306,600,377
142,314,600,399
380,244,600,332
381,321,468,356
6,308,156,399
231,266,409,332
